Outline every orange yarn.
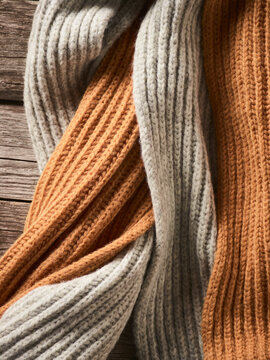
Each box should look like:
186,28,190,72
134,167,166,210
0,27,154,316
202,0,270,358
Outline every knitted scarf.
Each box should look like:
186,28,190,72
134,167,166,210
133,1,216,358
25,0,147,172
0,23,154,317
0,0,217,359
202,0,270,359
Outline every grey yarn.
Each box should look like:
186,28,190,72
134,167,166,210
25,0,146,172
0,233,153,360
0,0,217,359
132,0,216,358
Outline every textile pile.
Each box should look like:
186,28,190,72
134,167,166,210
0,0,269,359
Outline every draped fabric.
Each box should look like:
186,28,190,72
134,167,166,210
4,0,258,359
0,22,153,317
202,1,270,358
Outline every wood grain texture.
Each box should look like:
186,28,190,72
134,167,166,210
0,102,36,161
0,158,38,201
0,230,21,258
0,200,29,232
0,1,138,358
0,200,30,257
0,0,37,101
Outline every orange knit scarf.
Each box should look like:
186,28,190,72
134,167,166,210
0,27,154,317
202,0,270,358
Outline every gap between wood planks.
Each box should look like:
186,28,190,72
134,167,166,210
0,102,38,253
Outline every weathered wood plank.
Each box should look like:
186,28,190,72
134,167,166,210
0,0,37,101
0,200,29,232
0,158,38,201
0,230,21,257
0,103,36,161
0,200,29,257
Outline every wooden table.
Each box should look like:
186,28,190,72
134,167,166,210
0,1,137,358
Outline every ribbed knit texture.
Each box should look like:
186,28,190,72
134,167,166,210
0,26,153,318
0,233,153,360
132,0,217,358
0,1,218,359
201,1,270,359
25,0,146,172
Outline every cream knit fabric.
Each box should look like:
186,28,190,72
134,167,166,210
0,0,217,359
25,0,146,171
0,234,153,360
133,0,216,358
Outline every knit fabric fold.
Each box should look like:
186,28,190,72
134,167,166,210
132,0,217,358
25,0,146,171
0,233,153,360
0,1,218,359
201,0,270,359
0,25,153,318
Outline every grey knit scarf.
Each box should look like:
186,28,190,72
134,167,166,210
0,0,217,359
